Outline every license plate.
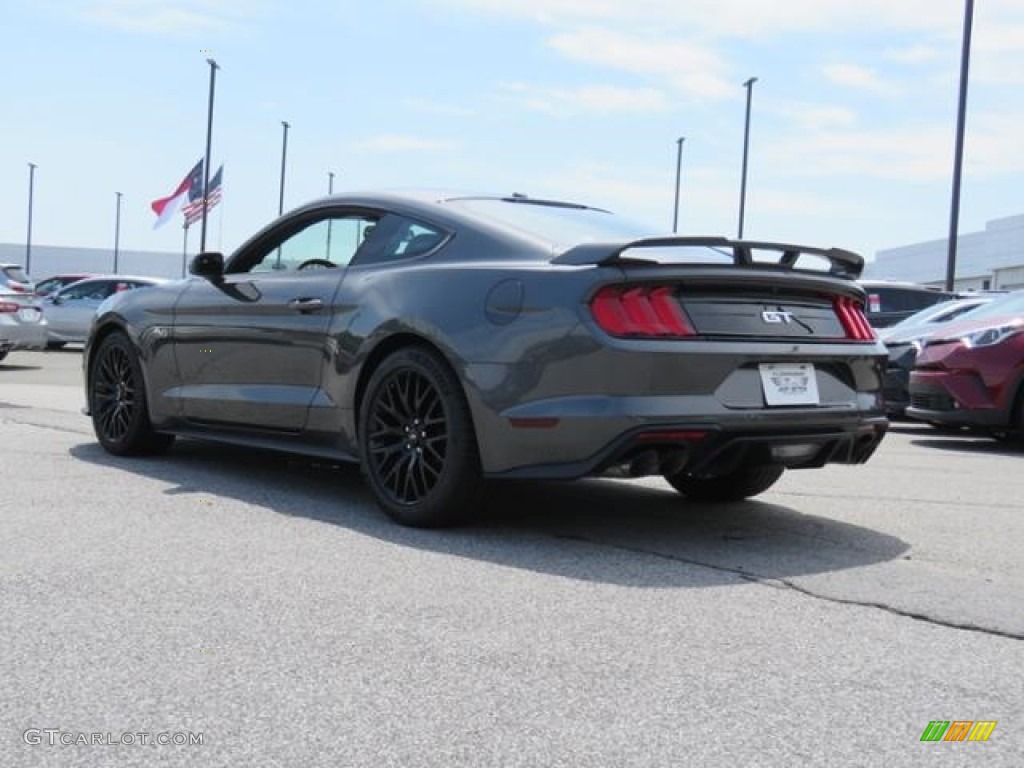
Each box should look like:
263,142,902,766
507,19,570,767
759,363,820,406
17,308,40,323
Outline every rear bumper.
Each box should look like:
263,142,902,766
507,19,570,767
479,397,888,481
0,320,47,352
488,415,888,480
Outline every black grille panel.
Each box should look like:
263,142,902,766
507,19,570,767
910,392,956,411
681,295,845,338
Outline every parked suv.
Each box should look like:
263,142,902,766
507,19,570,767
859,280,956,329
907,291,1024,439
0,264,36,295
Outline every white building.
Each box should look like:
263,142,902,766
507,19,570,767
0,242,185,280
866,213,1024,291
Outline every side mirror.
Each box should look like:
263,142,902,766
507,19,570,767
50,294,63,305
190,251,224,278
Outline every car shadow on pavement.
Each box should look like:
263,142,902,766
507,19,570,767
909,436,1024,456
0,363,42,371
69,438,909,590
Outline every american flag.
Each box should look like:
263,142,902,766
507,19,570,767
182,165,224,228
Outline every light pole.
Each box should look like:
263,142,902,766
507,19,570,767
279,121,290,216
26,163,37,274
738,76,758,239
672,137,685,233
200,58,219,253
945,0,974,292
113,192,123,273
328,171,335,194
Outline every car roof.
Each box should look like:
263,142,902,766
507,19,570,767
229,190,589,259
858,279,951,291
62,275,166,283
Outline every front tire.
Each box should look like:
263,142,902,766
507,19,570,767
664,464,784,502
359,346,482,527
89,332,175,456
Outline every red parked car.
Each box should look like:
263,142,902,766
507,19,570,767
907,291,1024,439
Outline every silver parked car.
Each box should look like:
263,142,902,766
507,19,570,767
0,293,47,362
45,276,166,348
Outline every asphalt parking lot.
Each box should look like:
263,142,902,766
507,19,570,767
2,348,1022,767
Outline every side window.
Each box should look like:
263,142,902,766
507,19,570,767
364,218,447,265
62,282,108,300
248,215,379,274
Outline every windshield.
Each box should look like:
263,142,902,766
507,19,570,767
448,197,659,249
887,298,985,329
951,291,1024,322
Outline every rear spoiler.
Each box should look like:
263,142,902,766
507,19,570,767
551,236,864,279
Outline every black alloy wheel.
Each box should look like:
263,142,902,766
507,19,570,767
90,333,175,456
359,346,481,527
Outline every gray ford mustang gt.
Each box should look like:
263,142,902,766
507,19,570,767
84,191,888,527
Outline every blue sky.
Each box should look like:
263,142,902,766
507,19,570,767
2,0,1023,265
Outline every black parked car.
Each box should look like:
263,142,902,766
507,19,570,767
84,191,888,527
859,280,957,329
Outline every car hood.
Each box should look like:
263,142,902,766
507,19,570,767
924,312,1024,342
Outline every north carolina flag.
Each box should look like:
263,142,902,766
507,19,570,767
151,159,203,229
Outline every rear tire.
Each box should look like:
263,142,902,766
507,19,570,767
89,332,175,456
664,464,784,502
358,346,482,527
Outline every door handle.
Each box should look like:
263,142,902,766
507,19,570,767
288,297,325,312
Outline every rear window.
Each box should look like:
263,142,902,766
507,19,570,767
3,266,30,284
448,197,655,248
862,286,952,314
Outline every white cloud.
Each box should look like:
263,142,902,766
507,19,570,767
352,135,458,153
76,0,266,33
503,82,669,117
548,27,733,100
773,102,859,131
766,112,1024,184
822,64,901,97
403,98,478,118
442,0,967,39
884,45,941,64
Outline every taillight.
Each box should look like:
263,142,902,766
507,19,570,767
834,296,875,341
591,285,695,338
0,302,19,313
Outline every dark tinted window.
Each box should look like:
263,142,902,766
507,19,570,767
60,280,116,301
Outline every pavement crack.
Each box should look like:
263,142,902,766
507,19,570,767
0,415,91,436
553,533,1024,642
774,491,1022,512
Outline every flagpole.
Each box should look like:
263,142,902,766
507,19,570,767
113,191,123,273
200,58,219,253
182,222,189,277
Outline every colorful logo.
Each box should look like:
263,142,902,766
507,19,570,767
920,721,997,742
